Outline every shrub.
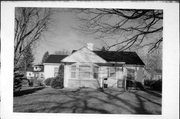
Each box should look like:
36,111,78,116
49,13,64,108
144,79,162,91
21,78,30,87
29,78,34,87
14,72,24,92
151,80,162,91
34,79,45,87
50,64,64,89
50,76,63,89
44,77,54,86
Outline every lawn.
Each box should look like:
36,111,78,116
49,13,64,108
13,87,161,114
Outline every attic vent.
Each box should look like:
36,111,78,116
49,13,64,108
87,43,94,51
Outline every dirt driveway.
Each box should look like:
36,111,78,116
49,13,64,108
13,87,161,114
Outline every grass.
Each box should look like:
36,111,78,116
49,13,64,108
13,87,161,114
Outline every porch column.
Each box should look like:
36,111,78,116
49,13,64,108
123,66,127,91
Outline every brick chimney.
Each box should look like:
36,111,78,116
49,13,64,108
87,43,94,51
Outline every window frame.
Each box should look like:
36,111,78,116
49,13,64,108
93,66,99,79
108,67,116,78
79,65,91,79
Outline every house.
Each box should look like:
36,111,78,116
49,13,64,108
43,43,145,89
144,69,162,81
26,67,34,79
43,55,68,79
26,64,44,80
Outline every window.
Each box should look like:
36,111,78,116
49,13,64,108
109,67,116,78
127,68,135,80
79,65,91,78
71,65,76,78
54,67,59,77
116,67,123,72
93,66,99,79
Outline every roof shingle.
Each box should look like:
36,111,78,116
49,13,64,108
94,51,145,65
44,55,68,63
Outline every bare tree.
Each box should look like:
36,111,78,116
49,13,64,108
14,7,52,69
19,45,34,71
76,9,163,52
145,47,162,70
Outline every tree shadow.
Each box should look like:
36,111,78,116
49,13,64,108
101,90,153,114
14,88,161,114
14,87,45,97
143,89,162,98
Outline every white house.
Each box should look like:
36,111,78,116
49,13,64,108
26,67,34,79
43,43,145,89
43,55,68,79
26,64,44,80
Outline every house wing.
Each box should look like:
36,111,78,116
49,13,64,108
62,47,107,63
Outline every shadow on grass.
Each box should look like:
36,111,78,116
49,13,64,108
143,89,162,98
14,87,45,97
13,88,161,114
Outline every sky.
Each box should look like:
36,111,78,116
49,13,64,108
32,8,160,64
33,9,105,64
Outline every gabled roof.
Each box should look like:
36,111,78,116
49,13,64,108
94,51,145,65
44,55,68,63
72,50,144,65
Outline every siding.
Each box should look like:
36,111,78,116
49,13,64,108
44,64,60,79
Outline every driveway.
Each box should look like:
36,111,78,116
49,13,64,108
13,87,161,114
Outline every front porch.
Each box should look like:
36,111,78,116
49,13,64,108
64,62,129,89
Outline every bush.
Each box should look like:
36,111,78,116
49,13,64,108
144,79,162,91
14,72,24,92
36,79,44,87
50,76,63,89
151,80,162,91
44,77,54,86
28,78,34,87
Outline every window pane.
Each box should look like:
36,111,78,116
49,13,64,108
93,66,98,79
94,73,98,79
116,67,123,71
127,68,135,80
109,67,116,78
110,67,115,73
71,72,76,78
79,65,90,71
79,72,90,78
71,65,76,71
94,66,98,73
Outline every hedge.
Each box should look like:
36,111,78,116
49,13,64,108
50,76,64,89
44,77,54,86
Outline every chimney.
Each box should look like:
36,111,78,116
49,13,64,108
87,43,94,51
